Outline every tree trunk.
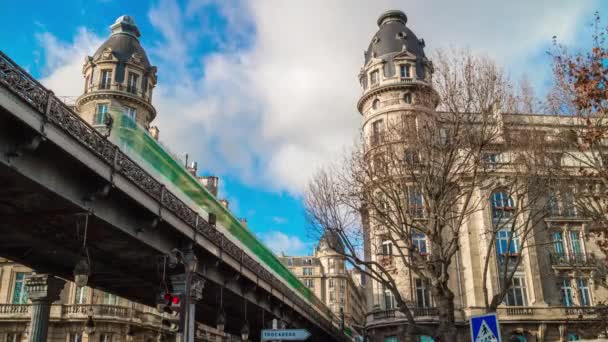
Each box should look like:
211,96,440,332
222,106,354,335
434,287,457,342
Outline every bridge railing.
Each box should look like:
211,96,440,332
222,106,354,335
0,51,346,340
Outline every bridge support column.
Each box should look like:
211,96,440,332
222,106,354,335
25,274,66,342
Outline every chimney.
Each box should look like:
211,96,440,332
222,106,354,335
219,199,229,209
197,176,219,197
148,126,160,140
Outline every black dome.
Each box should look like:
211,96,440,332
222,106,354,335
93,16,152,83
318,231,345,254
364,10,427,78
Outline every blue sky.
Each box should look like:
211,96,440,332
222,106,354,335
1,0,605,255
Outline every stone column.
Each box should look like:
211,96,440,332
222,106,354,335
25,273,66,342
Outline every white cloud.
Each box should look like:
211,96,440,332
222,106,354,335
36,28,103,98
272,216,287,224
260,230,310,256
33,0,599,195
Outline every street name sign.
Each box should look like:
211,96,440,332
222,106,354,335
470,313,501,342
261,329,311,341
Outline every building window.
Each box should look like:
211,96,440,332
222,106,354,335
100,69,112,90
383,285,395,310
495,230,520,256
304,279,314,289
123,106,137,122
561,279,574,307
482,153,500,167
127,72,139,94
303,267,313,276
491,191,514,219
505,277,527,306
412,232,428,255
570,231,583,256
408,187,424,218
415,279,432,308
381,239,393,256
103,293,118,305
370,70,379,85
69,333,82,342
548,189,578,217
552,231,565,256
404,149,420,165
567,333,580,341
6,333,21,342
94,103,109,125
100,334,112,342
384,337,398,342
400,64,411,78
74,286,88,304
12,272,28,304
287,258,293,266
303,258,312,265
329,279,335,288
372,99,380,110
371,119,384,145
403,93,412,104
577,278,591,306
329,291,335,302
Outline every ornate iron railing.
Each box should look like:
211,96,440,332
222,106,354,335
412,307,438,317
548,252,596,268
0,51,344,339
372,309,396,320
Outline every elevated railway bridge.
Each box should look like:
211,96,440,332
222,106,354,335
0,52,349,342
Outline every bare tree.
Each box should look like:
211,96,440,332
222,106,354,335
305,50,517,341
479,127,558,312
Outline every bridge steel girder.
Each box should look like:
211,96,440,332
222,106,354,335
0,52,346,342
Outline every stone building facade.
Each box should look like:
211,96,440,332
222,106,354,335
358,10,608,342
278,234,366,332
0,15,231,342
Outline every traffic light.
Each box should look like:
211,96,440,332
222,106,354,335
158,292,185,333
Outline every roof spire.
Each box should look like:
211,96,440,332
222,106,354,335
110,15,141,38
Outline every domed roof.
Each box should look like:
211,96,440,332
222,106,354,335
364,10,427,78
92,15,152,83
318,231,345,254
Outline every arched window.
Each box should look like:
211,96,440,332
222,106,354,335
491,191,514,219
372,99,380,110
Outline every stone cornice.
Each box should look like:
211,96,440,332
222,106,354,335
76,91,157,119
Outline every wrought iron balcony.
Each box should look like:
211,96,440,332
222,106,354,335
548,252,596,268
412,307,438,317
372,308,395,320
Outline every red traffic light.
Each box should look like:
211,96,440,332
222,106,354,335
164,293,172,301
172,296,180,304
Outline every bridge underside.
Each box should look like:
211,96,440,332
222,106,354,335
0,110,276,338
0,68,340,341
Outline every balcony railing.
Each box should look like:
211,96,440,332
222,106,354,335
372,309,395,320
0,304,31,317
505,307,535,315
413,307,438,317
549,252,596,268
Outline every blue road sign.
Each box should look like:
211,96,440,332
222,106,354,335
470,313,501,342
261,329,311,341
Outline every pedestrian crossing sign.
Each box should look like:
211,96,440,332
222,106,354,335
470,313,501,342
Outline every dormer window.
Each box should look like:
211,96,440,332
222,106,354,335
127,72,139,94
100,69,112,90
370,70,379,85
400,64,411,78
